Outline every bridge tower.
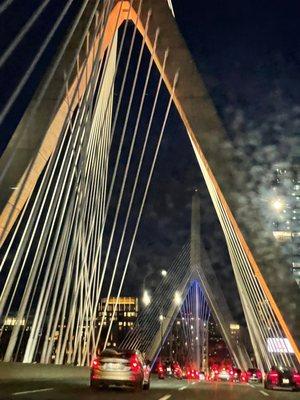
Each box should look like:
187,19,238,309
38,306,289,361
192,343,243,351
191,191,209,372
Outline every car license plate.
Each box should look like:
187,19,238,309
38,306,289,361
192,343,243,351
102,363,122,371
282,378,289,384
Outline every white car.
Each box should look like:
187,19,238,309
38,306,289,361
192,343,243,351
90,348,151,391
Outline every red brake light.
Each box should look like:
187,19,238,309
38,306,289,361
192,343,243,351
293,372,300,383
92,358,99,368
130,354,141,373
268,371,279,383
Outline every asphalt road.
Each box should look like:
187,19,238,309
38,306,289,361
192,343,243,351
0,376,299,400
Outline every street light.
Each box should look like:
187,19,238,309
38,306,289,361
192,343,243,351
174,291,182,306
161,269,167,277
142,290,151,307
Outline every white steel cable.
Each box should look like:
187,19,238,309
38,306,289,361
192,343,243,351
1,30,106,360
0,0,115,360
77,2,147,354
121,243,190,350
87,17,157,356
120,247,191,350
0,0,14,14
0,0,76,124
0,0,52,68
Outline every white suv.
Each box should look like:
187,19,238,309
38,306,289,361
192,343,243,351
90,348,151,391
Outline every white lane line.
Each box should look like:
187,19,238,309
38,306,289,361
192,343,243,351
192,381,196,385
12,388,54,396
248,383,256,388
259,390,269,397
158,395,171,400
178,385,187,391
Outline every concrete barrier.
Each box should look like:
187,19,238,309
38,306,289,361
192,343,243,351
0,362,89,381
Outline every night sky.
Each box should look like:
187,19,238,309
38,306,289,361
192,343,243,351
129,0,300,321
0,0,299,324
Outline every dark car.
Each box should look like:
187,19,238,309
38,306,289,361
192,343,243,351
172,362,183,379
247,368,262,383
265,366,300,391
157,362,165,379
232,368,242,382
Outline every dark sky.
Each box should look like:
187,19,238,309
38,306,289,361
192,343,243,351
128,0,300,321
0,0,299,324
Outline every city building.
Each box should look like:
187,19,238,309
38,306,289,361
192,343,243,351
208,318,231,367
230,323,240,343
98,297,138,348
271,160,300,286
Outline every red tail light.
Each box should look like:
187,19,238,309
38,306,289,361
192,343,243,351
92,358,100,369
268,371,279,384
293,372,300,384
256,370,262,378
130,354,141,373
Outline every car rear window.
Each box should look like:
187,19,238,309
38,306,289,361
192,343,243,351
101,348,136,359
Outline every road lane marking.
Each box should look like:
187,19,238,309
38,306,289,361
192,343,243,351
192,381,196,384
12,388,54,396
259,390,269,396
158,395,171,400
178,385,187,391
248,383,255,388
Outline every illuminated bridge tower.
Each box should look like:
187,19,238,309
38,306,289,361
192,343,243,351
191,191,208,372
0,0,299,366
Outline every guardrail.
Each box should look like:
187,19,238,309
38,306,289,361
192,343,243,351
0,362,89,381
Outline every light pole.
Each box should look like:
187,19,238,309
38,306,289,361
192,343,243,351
159,314,164,357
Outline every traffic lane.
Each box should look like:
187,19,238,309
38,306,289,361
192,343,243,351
1,377,299,400
0,376,171,400
190,381,300,400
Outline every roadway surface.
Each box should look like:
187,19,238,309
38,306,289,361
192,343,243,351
0,376,299,400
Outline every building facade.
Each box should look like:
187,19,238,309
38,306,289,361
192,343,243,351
271,160,300,286
98,297,138,348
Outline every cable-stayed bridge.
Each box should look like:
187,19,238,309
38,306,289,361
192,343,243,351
0,1,299,393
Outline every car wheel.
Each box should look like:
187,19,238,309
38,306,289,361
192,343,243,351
264,381,272,390
90,380,97,390
134,381,143,392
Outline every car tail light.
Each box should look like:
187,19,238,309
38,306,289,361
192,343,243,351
256,370,262,378
130,354,141,373
92,358,100,369
269,371,279,383
293,372,300,384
